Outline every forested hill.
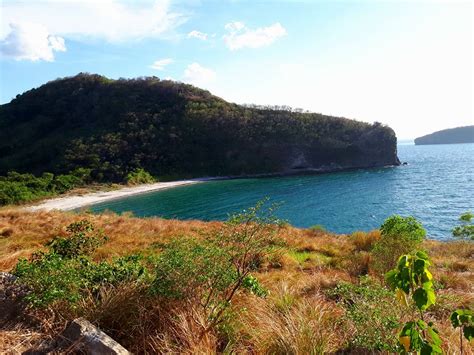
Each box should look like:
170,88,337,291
414,126,474,145
0,73,399,181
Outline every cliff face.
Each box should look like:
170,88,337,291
415,126,474,145
0,73,399,181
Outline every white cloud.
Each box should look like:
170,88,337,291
1,0,185,42
224,22,245,32
183,63,216,88
149,58,173,70
0,23,66,62
187,30,208,41
223,22,286,50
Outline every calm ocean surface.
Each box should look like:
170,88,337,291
89,143,474,240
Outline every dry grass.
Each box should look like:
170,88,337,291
1,209,473,353
350,230,381,251
235,292,346,354
0,327,48,354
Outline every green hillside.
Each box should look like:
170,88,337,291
0,73,399,182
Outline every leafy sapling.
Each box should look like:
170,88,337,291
450,309,474,354
386,251,442,354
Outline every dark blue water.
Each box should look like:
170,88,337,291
89,144,474,240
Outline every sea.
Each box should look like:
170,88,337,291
88,143,474,240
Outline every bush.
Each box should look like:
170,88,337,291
452,212,474,240
152,237,238,300
125,168,155,185
326,276,401,352
13,220,146,307
14,253,147,307
371,215,426,274
0,171,86,206
51,174,82,193
46,220,107,258
379,215,426,243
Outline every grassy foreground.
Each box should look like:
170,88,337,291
0,208,473,354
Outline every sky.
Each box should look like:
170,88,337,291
0,0,472,140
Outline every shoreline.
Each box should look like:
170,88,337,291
23,164,399,212
24,177,218,212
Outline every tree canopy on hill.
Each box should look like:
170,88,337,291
0,73,399,181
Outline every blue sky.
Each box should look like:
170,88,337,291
0,0,472,139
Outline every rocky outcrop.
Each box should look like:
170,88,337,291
0,272,30,326
281,122,400,173
55,318,131,354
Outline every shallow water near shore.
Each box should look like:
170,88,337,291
88,143,474,240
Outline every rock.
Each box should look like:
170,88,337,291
56,318,131,355
0,272,30,325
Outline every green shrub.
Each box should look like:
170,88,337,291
380,215,426,243
70,167,93,184
52,174,82,193
0,170,86,206
372,215,426,274
13,220,147,307
0,181,35,205
452,212,474,240
14,253,147,307
46,220,107,258
125,168,155,185
152,236,238,300
326,276,400,352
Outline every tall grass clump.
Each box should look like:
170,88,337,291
237,288,345,354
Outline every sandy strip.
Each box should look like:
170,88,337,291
25,178,217,212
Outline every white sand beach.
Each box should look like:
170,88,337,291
25,178,215,212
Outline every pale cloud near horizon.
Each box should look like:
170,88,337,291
223,21,287,50
183,63,216,88
187,30,208,41
150,58,174,70
0,23,66,62
0,0,185,61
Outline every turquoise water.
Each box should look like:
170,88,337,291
89,143,474,240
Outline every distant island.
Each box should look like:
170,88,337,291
414,126,474,145
0,73,399,182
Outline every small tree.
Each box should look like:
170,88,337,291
452,212,474,240
385,251,442,354
152,200,282,340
